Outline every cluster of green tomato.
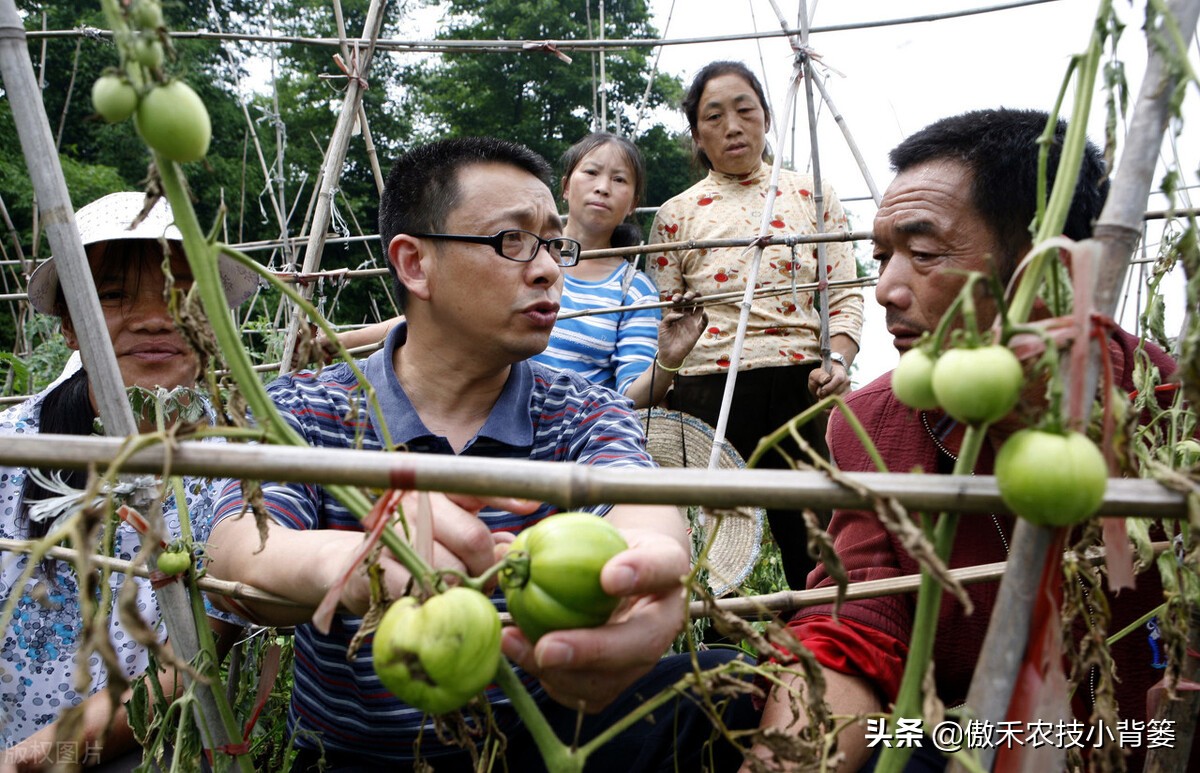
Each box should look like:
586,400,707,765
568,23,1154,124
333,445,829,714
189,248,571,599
372,512,628,715
891,344,1109,528
90,0,211,164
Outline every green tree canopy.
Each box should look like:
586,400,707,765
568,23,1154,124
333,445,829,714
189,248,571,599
404,0,697,208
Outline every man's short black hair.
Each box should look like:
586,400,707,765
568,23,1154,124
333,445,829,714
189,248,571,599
378,137,554,308
889,107,1109,282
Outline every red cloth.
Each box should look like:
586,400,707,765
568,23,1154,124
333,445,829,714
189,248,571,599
787,328,1191,770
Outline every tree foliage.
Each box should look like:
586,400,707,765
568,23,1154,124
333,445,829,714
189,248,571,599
0,0,699,358
404,0,697,208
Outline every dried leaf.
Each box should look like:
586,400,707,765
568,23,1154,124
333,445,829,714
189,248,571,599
803,508,847,618
312,490,401,634
874,499,973,614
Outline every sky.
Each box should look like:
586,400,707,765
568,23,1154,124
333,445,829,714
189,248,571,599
642,0,1199,385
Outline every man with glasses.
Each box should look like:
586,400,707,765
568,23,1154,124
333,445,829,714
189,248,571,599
206,137,756,771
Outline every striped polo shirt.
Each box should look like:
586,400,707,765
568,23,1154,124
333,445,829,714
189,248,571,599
212,322,653,762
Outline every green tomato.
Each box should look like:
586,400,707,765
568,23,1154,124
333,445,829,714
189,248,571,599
994,429,1107,527
500,511,628,643
892,348,939,410
134,80,211,164
91,74,138,124
931,345,1024,425
130,0,164,30
372,587,501,715
132,36,164,70
156,548,190,575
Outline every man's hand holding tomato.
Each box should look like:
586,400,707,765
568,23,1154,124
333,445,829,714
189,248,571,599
500,505,690,713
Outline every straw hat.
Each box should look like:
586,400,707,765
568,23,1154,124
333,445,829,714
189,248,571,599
27,192,260,315
637,408,764,597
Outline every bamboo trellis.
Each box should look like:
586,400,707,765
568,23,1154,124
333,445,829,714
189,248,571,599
0,433,1188,518
0,2,1196,770
22,0,1064,54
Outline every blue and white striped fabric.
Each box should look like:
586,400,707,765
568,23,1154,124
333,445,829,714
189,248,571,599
211,322,654,762
533,262,661,394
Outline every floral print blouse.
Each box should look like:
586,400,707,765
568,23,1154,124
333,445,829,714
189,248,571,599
648,162,864,376
0,390,220,745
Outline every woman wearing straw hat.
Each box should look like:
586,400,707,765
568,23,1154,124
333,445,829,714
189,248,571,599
647,62,864,588
1,192,257,768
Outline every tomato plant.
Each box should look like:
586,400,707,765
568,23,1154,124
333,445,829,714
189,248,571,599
1175,439,1200,467
500,512,627,643
91,74,138,124
930,345,1024,425
134,80,212,164
994,429,1108,526
373,587,501,715
892,348,939,410
156,548,190,575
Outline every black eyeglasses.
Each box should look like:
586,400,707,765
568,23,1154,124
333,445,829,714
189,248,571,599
407,229,582,267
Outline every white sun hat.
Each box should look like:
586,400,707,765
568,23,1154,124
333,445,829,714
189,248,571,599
26,191,260,315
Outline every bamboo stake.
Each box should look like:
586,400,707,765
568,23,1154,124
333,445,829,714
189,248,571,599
1145,603,1200,772
211,12,291,254
794,0,834,372
1,537,1170,623
810,74,882,206
0,2,134,436
0,433,1188,518
692,541,1172,619
278,0,388,374
959,2,1200,771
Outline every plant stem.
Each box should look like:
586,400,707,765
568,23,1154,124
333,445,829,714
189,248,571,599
491,661,577,772
218,245,395,452
875,423,987,773
176,483,254,772
1009,0,1111,324
748,394,889,474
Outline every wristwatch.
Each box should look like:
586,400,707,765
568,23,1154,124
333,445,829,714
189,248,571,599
828,352,848,369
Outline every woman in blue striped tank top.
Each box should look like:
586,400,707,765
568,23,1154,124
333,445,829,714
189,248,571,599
533,132,705,408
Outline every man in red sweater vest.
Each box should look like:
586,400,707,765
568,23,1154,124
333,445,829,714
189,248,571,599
743,108,1189,773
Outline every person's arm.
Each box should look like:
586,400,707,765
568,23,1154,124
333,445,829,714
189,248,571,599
0,678,152,772
500,503,689,712
740,667,881,772
624,291,707,409
205,489,527,626
808,332,860,399
329,317,402,353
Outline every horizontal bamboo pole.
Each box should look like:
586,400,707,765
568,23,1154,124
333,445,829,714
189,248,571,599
0,433,1188,517
694,540,1171,619
0,538,301,609
6,535,1161,624
26,1,1059,52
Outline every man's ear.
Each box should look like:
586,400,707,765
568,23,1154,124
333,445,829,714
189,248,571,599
60,315,81,351
560,175,570,200
388,234,432,302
